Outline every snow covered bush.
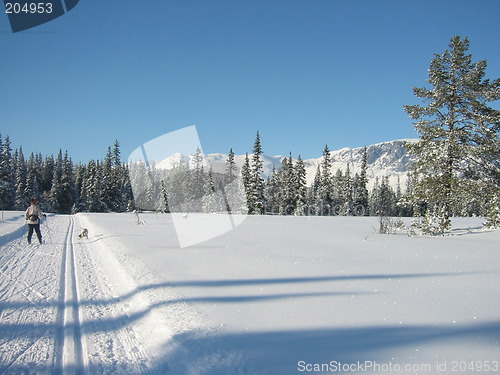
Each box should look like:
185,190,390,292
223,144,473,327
483,199,500,229
411,206,451,236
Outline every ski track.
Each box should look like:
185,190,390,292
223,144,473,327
0,214,153,374
0,213,218,374
1,213,245,374
0,215,64,374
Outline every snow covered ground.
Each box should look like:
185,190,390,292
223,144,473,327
0,211,499,374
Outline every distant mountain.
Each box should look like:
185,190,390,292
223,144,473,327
152,139,417,190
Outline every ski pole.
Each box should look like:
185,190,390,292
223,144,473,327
42,215,52,243
19,219,27,245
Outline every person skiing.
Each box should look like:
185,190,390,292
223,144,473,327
25,199,46,244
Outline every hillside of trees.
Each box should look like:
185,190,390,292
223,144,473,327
0,136,133,214
1,37,497,223
0,132,409,217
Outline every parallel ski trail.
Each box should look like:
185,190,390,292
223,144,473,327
55,216,88,375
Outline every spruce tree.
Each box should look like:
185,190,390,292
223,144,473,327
14,148,27,209
353,146,369,215
316,145,333,215
294,155,307,216
225,148,237,184
223,148,245,213
310,166,321,215
0,135,16,210
241,152,252,213
250,131,265,214
404,36,500,217
280,155,296,215
202,167,215,213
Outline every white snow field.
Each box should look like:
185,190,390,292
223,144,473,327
1,211,499,374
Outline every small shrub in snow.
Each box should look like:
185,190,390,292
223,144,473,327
483,199,500,229
411,206,451,236
378,216,396,234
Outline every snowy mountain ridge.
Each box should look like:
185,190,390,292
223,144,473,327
153,139,417,190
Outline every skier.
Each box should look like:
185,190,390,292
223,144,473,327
25,199,46,244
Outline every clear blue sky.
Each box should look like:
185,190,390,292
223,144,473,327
1,0,499,163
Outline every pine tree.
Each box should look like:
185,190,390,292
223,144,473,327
14,148,27,209
241,152,252,213
316,145,333,215
202,167,215,213
41,155,55,193
223,148,244,213
188,147,205,212
370,176,397,216
250,131,265,214
264,167,279,214
83,160,106,212
225,148,237,184
404,36,500,217
294,155,307,215
73,164,87,212
0,135,16,210
279,155,296,215
24,153,43,206
310,166,321,215
159,180,170,213
352,146,369,215
341,164,353,215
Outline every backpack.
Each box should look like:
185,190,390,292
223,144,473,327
28,214,38,222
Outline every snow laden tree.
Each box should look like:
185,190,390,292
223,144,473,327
241,153,252,212
49,150,75,214
404,36,500,220
248,132,265,214
294,155,307,215
352,147,369,215
23,153,43,208
14,148,27,209
280,155,296,215
224,148,245,213
315,145,333,215
0,135,16,210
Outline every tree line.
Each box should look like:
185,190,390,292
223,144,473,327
0,137,133,214
1,36,498,223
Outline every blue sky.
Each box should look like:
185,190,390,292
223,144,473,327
1,0,499,163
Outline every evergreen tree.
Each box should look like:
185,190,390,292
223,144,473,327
223,148,245,213
202,167,215,213
370,176,397,216
310,166,321,215
74,164,87,212
0,135,16,210
24,153,44,206
250,131,265,214
352,147,369,215
186,147,205,212
341,164,353,215
241,152,252,213
316,145,333,215
41,155,55,193
404,36,500,217
225,148,237,184
14,148,27,209
83,160,107,212
159,180,170,213
331,168,344,215
294,155,307,215
264,167,279,214
279,155,296,215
